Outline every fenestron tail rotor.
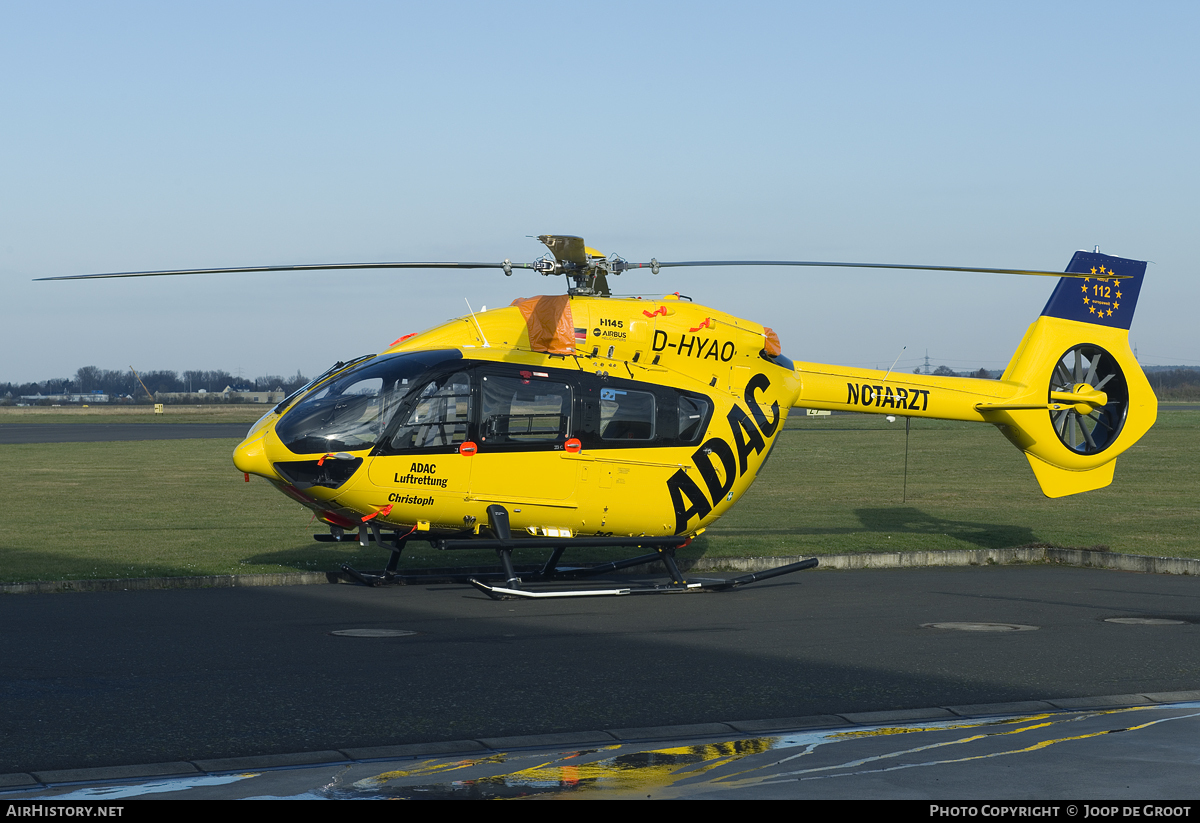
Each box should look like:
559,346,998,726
1048,344,1129,455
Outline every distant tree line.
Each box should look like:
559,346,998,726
919,365,996,378
1143,368,1200,401
1,367,312,403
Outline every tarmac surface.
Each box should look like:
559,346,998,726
3,564,1199,796
7,700,1200,800
4,412,1198,799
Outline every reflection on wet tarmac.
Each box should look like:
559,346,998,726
325,705,1200,800
13,703,1200,800
39,773,260,800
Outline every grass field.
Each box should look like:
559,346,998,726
711,409,1200,559
0,404,267,425
1,409,1197,583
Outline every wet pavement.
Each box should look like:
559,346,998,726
6,701,1200,799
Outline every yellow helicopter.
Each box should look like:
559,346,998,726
41,235,1156,599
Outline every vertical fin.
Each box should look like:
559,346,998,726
1041,251,1145,330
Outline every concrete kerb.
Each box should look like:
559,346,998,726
3,547,1197,594
6,691,1200,792
686,547,1200,577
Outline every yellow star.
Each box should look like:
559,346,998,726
1107,309,1113,316
1089,306,1096,314
1090,267,1097,274
1116,290,1122,299
1099,265,1107,274
1113,302,1119,311
1081,285,1088,294
1083,297,1089,304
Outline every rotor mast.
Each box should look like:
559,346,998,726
533,234,641,297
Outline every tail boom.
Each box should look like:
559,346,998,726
790,250,1156,498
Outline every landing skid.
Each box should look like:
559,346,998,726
334,504,819,599
467,558,820,600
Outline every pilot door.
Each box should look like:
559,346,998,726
366,369,473,527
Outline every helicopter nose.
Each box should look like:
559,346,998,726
234,432,282,481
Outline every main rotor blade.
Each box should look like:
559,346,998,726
37,255,1122,282
623,260,1123,279
36,261,534,281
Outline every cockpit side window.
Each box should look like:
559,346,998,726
388,372,473,450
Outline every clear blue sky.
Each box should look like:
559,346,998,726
3,1,1197,383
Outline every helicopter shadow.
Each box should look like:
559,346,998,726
850,507,1035,550
238,542,627,576
714,507,1036,552
237,506,1039,573
233,507,1038,574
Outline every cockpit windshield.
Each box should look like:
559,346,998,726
272,353,375,416
275,350,461,454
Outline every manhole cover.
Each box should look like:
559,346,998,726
921,622,1038,632
331,629,419,637
1104,618,1186,625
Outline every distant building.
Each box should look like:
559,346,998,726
225,388,286,404
19,393,110,403
152,388,285,403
